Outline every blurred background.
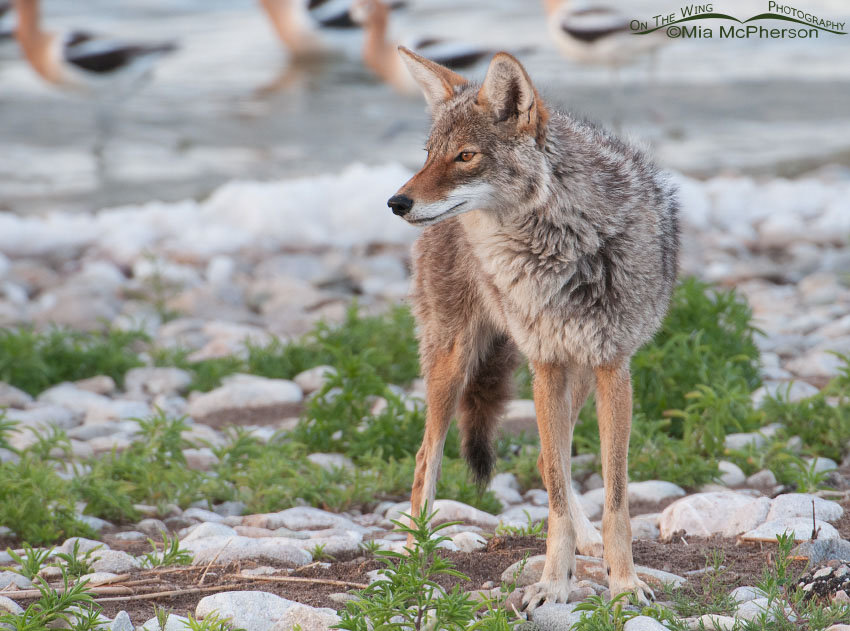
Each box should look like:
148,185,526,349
2,0,850,215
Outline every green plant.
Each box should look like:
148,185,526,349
141,532,193,568
761,385,850,464
0,565,101,631
309,543,335,562
0,450,94,545
53,540,102,578
784,457,831,494
335,506,514,630
494,511,545,538
154,605,172,630
572,593,638,631
183,611,247,631
0,326,147,396
360,540,382,556
0,415,19,454
74,411,203,519
2,543,53,580
671,550,737,618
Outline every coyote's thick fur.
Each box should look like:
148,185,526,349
387,47,679,610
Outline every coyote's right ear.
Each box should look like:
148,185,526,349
398,46,468,111
478,53,548,145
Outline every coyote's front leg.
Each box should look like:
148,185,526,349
596,362,654,603
522,362,577,611
407,341,466,543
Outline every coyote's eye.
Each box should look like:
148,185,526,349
456,151,476,162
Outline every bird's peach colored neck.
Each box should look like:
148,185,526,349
361,1,393,78
542,0,565,17
14,0,59,82
260,0,314,54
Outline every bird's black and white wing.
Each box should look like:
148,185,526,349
64,35,176,74
561,7,629,43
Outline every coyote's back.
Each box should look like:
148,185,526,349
388,47,679,610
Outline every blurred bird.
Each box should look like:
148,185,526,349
542,0,665,68
1,1,16,41
13,0,176,95
258,0,405,59
350,0,496,96
13,0,177,184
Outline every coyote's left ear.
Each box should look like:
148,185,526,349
478,53,548,145
399,46,468,112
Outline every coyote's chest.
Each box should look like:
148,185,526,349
459,211,611,366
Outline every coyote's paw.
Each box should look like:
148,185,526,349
521,580,572,612
576,524,603,558
609,575,655,604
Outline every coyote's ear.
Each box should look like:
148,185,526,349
398,46,468,111
478,53,548,144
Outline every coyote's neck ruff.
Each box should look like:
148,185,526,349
388,47,679,611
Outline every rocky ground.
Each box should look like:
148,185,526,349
1,165,850,629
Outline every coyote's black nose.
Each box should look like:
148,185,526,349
387,195,413,216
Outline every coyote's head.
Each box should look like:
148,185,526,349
388,48,550,226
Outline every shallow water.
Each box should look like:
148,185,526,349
1,0,849,214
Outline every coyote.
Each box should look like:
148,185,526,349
387,47,679,609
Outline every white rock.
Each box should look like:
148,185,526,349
183,447,219,470
91,550,140,573
525,489,549,506
806,456,838,473
293,366,336,394
0,570,32,589
293,531,363,556
5,404,80,430
75,375,116,395
627,480,686,504
503,399,535,422
183,507,224,523
124,367,192,397
181,522,237,543
307,452,355,472
751,380,819,408
624,616,669,631
725,431,766,451
110,610,134,631
0,595,24,615
142,614,190,630
767,494,843,523
786,351,844,380
196,591,295,631
530,602,583,629
385,500,498,530
243,506,366,533
450,531,488,552
693,614,737,630
79,572,120,586
718,461,746,487
498,505,549,529
111,531,147,542
0,382,33,408
736,597,787,621
741,518,839,542
187,374,302,417
181,536,312,566
137,518,168,537
631,514,660,540
272,603,340,631
488,472,524,507
61,537,106,555
659,493,770,539
730,585,768,603
747,470,778,487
